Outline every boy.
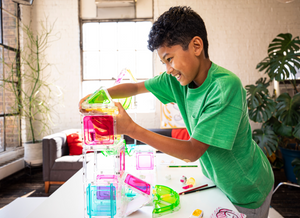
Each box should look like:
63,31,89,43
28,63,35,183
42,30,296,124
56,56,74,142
80,6,274,218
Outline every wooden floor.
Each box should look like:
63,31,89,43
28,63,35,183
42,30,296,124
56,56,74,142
0,167,299,217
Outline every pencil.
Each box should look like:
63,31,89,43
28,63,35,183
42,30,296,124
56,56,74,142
168,165,198,168
178,184,208,195
179,185,217,195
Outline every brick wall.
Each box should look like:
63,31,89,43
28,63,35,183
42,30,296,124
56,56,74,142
19,0,300,135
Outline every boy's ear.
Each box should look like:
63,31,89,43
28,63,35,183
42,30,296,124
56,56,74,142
191,36,203,56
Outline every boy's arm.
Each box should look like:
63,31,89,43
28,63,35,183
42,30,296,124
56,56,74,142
107,81,149,98
114,102,210,162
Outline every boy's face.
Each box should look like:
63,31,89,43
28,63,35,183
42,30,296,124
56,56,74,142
157,40,201,87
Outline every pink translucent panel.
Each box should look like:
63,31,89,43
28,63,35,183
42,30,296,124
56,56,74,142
96,175,118,182
136,152,154,170
96,175,118,190
83,115,114,145
124,174,151,195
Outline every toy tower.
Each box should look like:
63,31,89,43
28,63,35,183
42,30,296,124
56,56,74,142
81,87,152,218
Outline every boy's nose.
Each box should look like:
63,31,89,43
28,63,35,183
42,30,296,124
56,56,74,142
166,65,174,74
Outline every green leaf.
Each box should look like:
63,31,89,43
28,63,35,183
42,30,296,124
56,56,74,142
293,123,300,140
276,123,293,138
276,92,300,126
248,97,276,123
257,33,300,81
245,78,275,123
292,158,300,185
265,116,292,138
253,127,278,156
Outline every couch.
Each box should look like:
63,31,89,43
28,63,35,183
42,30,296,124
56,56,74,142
42,128,172,193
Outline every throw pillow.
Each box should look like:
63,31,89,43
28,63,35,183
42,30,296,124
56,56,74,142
67,132,83,155
171,128,190,141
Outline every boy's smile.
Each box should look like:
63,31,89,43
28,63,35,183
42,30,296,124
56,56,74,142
157,37,211,88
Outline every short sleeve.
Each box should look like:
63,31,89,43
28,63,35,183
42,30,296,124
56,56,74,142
144,72,177,104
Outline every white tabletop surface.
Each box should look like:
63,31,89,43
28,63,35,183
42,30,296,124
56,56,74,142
23,153,238,218
0,197,47,218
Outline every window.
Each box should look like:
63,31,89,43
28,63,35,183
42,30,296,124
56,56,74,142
0,0,20,153
81,21,154,111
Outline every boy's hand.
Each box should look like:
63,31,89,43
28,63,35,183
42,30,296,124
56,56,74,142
78,94,91,113
114,102,136,136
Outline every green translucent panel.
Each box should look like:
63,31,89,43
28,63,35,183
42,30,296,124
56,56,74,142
152,185,181,218
155,185,172,196
87,89,111,104
115,96,132,110
83,86,131,110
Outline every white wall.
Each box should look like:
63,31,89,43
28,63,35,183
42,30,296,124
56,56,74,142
21,0,300,135
21,0,82,136
153,0,300,86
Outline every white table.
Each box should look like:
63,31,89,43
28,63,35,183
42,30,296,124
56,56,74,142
25,153,238,218
0,197,47,218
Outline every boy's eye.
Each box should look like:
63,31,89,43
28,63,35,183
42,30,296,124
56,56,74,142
167,58,172,62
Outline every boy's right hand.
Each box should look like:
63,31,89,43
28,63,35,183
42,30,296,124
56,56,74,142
114,102,136,136
79,94,91,113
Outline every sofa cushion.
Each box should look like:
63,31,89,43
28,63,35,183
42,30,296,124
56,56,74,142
52,153,93,170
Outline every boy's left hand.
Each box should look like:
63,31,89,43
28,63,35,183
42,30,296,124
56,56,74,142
114,102,136,136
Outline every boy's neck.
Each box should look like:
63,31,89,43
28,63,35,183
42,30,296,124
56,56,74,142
193,58,212,88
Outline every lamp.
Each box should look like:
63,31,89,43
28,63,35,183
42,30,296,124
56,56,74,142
12,0,33,5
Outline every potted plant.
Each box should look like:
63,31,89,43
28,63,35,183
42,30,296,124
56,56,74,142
1,20,61,166
245,33,300,184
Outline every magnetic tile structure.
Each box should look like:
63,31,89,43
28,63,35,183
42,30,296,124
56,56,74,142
81,87,152,218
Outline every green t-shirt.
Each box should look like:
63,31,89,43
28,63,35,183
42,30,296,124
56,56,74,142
144,62,274,209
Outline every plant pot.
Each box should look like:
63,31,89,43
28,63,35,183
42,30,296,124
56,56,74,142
23,141,43,166
279,146,300,184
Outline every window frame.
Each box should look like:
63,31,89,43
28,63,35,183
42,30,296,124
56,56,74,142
0,0,21,153
80,18,154,111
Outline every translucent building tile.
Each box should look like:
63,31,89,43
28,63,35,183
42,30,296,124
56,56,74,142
82,87,117,114
86,183,117,217
123,173,151,196
122,173,152,216
83,115,115,145
136,152,154,170
152,185,181,218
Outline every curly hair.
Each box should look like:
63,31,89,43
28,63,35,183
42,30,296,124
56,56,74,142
148,6,209,58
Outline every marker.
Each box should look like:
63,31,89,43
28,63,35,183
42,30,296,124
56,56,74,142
179,184,208,195
182,184,194,189
179,185,217,195
168,165,198,168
